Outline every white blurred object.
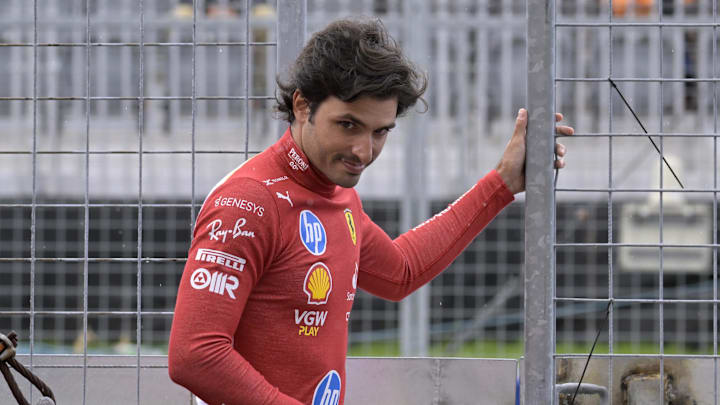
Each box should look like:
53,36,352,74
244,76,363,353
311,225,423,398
619,154,713,273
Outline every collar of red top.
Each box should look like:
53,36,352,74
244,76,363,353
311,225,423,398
272,127,339,197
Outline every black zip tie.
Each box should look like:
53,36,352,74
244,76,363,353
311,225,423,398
608,78,685,189
568,301,612,405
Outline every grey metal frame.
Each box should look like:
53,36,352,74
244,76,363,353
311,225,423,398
399,0,430,357
524,0,556,403
276,0,306,138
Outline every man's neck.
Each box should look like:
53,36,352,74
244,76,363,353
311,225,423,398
289,122,303,152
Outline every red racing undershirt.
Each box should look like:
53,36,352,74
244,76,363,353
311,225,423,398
168,128,514,405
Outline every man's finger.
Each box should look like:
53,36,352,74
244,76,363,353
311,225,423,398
555,143,566,157
555,112,563,122
514,108,528,135
555,125,574,135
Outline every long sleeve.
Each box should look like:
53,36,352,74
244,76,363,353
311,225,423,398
357,170,514,301
168,178,302,405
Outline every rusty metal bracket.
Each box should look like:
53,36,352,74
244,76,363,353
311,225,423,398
556,382,609,405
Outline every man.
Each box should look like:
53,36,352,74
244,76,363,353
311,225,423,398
168,18,573,405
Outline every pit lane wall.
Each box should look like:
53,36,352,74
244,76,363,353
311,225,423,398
0,356,518,405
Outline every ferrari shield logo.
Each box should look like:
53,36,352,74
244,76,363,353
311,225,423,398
344,209,356,246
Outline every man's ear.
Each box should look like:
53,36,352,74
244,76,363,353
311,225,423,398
292,90,310,124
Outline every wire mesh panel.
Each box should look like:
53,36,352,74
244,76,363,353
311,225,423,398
0,0,541,365
5,0,719,402
550,0,720,403
0,0,280,403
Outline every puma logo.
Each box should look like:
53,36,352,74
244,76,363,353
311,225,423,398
276,191,294,207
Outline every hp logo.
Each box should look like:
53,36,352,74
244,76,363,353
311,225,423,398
299,210,327,256
312,370,341,405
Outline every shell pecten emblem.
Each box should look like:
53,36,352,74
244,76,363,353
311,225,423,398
304,262,333,305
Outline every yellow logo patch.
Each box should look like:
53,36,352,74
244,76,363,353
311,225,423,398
303,262,332,305
344,209,356,245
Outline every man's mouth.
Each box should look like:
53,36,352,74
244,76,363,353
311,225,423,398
341,158,365,175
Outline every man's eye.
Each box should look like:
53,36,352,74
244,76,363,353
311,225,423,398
375,128,390,136
339,121,355,130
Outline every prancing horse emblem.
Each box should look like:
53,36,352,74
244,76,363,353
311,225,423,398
344,209,356,245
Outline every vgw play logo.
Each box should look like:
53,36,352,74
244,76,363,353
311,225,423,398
299,210,326,255
312,370,341,405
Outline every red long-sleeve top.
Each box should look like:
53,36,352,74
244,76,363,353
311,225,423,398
168,128,514,405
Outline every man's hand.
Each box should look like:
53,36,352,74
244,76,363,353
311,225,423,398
496,108,574,195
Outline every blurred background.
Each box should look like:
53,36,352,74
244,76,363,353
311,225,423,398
0,0,717,363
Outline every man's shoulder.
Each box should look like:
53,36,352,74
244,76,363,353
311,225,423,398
197,150,280,213
210,146,284,189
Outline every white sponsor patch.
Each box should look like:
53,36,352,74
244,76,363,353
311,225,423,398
207,218,255,242
352,262,358,289
288,148,309,171
347,262,357,301
276,191,294,207
190,268,239,299
195,248,246,272
412,184,477,231
263,176,288,186
294,309,329,337
214,196,264,217
294,309,329,327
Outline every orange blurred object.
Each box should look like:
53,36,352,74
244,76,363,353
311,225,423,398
610,0,655,16
608,0,697,17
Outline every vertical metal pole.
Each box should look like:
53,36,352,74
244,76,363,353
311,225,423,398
136,0,145,403
276,0,306,138
713,1,718,403
30,1,38,399
524,0,555,403
83,0,91,403
399,0,430,357
245,0,251,160
190,0,198,232
712,1,718,398
658,2,665,402
607,0,615,399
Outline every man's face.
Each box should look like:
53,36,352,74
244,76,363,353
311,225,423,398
294,95,398,188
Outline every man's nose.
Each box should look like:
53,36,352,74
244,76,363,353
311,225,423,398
351,133,373,165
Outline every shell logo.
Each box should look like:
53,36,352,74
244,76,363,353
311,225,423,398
304,262,333,305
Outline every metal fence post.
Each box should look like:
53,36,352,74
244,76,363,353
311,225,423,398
524,0,555,403
276,0,306,138
399,0,430,357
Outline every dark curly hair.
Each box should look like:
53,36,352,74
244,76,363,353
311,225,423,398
275,17,427,123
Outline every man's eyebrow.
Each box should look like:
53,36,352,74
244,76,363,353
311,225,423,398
337,113,396,130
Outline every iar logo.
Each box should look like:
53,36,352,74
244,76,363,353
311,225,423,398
312,370,341,405
304,262,332,305
344,209,356,246
190,268,239,300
